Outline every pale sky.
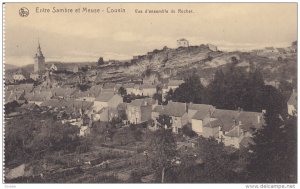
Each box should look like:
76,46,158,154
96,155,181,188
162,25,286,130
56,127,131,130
4,3,297,66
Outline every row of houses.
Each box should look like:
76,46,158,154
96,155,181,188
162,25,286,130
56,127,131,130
5,81,297,148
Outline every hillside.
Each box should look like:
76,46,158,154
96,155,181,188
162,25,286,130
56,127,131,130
5,44,297,86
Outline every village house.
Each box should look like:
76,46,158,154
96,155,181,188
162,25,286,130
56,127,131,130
152,101,188,133
5,84,35,104
212,109,263,148
161,79,184,100
30,73,42,81
51,86,76,99
93,92,123,111
92,92,123,122
188,103,215,123
49,63,79,73
6,83,34,94
127,98,154,124
287,90,297,116
167,79,185,91
123,83,136,95
102,82,120,93
141,84,157,97
72,85,103,102
25,90,53,106
12,69,29,82
5,90,26,104
192,114,221,138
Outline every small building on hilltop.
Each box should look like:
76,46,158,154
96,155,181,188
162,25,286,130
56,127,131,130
177,38,189,48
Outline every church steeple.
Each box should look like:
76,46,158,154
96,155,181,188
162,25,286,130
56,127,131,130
34,40,45,73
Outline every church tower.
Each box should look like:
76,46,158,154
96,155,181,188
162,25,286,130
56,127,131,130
34,42,45,72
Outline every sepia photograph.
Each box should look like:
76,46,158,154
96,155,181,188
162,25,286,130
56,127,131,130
2,2,298,184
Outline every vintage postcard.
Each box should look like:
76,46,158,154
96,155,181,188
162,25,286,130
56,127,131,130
2,2,297,184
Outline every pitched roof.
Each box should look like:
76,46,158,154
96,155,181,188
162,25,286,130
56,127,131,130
239,136,255,148
190,103,214,120
224,126,243,137
41,99,93,112
192,110,210,120
203,118,221,128
212,109,262,132
287,91,297,107
95,92,116,102
129,98,154,107
5,90,25,103
211,109,240,132
155,101,187,117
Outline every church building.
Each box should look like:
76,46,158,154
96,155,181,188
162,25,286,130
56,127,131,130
34,42,45,72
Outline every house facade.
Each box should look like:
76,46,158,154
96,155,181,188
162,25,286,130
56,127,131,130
152,101,188,133
127,98,153,124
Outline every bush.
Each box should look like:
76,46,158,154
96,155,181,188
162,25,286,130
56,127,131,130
182,124,197,138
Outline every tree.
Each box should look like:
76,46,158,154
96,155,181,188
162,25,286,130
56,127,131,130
169,137,237,183
147,129,176,183
153,93,162,105
156,114,172,129
97,57,104,66
118,86,127,97
171,75,205,104
246,110,297,183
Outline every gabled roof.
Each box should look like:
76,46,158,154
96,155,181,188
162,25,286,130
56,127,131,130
287,91,297,107
240,136,255,148
203,118,221,128
95,92,116,102
224,126,243,137
129,98,154,107
212,109,262,132
155,101,187,117
5,90,25,103
190,103,214,120
212,109,240,132
41,99,93,112
192,110,210,120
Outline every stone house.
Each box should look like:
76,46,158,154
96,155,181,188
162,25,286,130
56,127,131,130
152,101,188,133
127,98,154,124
